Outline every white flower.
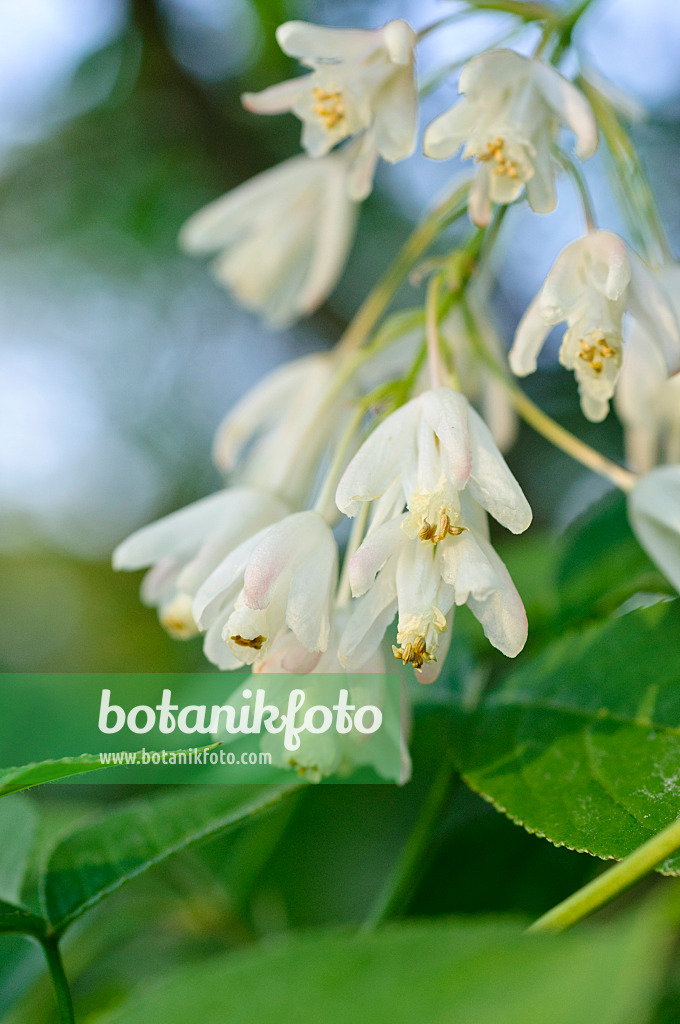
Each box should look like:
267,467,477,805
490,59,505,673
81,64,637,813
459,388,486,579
112,488,288,639
242,20,417,197
509,231,680,422
628,465,680,593
615,265,680,471
213,352,354,509
193,511,337,669
423,49,598,226
335,388,531,675
179,152,358,325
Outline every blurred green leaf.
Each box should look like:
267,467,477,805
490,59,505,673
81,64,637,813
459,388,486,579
42,783,297,935
0,797,37,905
456,601,680,868
0,746,217,799
93,913,668,1024
0,900,46,940
557,491,670,622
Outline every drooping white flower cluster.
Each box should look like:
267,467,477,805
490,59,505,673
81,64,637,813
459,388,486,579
114,9,680,785
336,389,531,682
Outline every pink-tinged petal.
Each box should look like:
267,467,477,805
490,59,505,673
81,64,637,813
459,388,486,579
349,515,406,597
420,388,472,490
276,21,378,62
509,292,551,376
628,465,680,593
140,558,180,607
532,61,598,160
113,489,241,571
241,76,309,115
192,526,270,627
203,606,242,671
241,511,314,611
335,399,421,516
465,406,532,533
285,516,338,651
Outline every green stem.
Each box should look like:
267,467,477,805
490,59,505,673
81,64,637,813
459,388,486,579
458,0,555,21
42,937,75,1024
529,816,680,934
554,149,596,230
337,181,471,356
361,758,457,931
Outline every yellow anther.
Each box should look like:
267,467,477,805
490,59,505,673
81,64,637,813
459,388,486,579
392,636,435,670
231,634,267,650
312,87,345,129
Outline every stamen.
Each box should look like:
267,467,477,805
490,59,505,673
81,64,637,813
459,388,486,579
578,333,617,376
477,137,519,179
418,511,467,544
392,636,436,670
313,87,345,129
231,634,267,650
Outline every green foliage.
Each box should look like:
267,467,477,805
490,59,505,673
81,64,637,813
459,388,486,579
556,491,670,622
93,914,668,1024
455,601,680,866
41,784,297,934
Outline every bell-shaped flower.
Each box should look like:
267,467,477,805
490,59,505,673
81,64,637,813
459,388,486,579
179,151,358,326
335,389,531,675
628,465,680,593
509,231,680,422
213,352,355,509
112,488,288,639
423,49,598,226
242,19,417,197
193,510,338,670
615,266,680,471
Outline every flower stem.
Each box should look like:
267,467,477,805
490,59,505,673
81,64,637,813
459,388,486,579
314,404,366,519
361,757,457,931
529,816,680,934
337,181,471,356
42,937,76,1024
554,148,596,231
426,274,444,389
505,380,636,491
461,299,637,492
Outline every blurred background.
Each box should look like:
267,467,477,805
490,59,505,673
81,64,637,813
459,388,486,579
1,1,680,1020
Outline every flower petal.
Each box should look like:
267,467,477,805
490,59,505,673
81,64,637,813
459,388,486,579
372,65,417,162
509,292,552,376
420,388,472,491
242,76,308,115
465,406,532,533
349,515,406,597
423,99,478,160
532,61,598,161
113,490,240,571
336,399,420,516
627,253,680,375
276,21,378,62
628,465,680,593
338,560,398,669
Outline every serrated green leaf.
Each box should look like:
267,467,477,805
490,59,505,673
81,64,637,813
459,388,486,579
557,490,669,621
0,745,218,798
92,913,668,1024
42,783,298,935
456,601,680,869
0,898,46,939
